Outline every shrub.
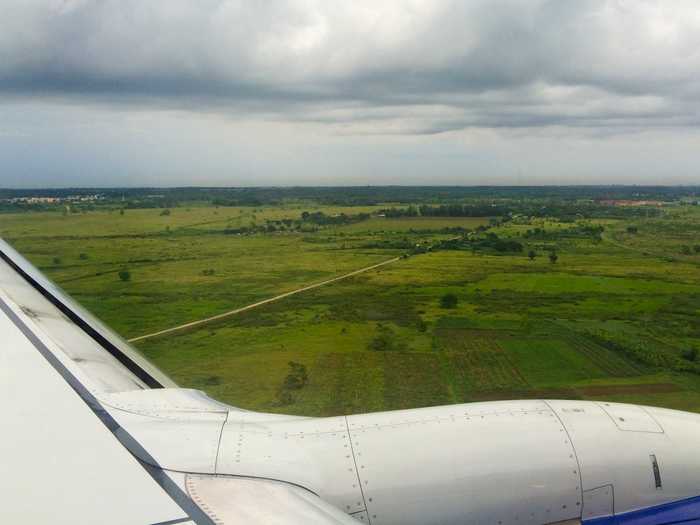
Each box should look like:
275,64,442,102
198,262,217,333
368,324,397,351
277,361,308,405
682,348,698,362
440,293,458,309
282,361,308,390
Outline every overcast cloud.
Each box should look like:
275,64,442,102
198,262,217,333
1,0,699,187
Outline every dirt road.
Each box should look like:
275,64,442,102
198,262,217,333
127,256,401,343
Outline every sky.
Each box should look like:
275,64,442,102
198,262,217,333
1,0,700,187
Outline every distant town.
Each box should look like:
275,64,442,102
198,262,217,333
1,194,105,204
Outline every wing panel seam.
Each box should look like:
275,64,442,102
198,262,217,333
345,416,370,523
544,400,585,517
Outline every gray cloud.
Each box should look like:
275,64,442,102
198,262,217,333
2,0,700,134
1,1,700,187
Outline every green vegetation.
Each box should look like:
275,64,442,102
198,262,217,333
277,361,309,405
440,293,459,309
3,186,700,416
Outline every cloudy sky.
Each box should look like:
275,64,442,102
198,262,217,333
1,0,699,187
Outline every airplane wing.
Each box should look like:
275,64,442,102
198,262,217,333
0,238,360,525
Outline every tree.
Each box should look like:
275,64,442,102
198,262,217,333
549,252,558,264
528,250,536,261
118,270,131,282
440,293,458,309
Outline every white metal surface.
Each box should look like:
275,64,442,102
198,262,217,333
109,408,227,473
582,485,614,520
101,389,229,473
344,400,582,525
217,413,368,515
599,402,664,433
185,475,363,524
549,400,700,515
0,292,189,525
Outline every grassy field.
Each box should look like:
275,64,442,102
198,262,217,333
3,202,700,416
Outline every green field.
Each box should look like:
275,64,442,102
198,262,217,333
3,198,700,416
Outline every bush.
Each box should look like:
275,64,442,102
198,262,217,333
118,270,131,282
282,361,308,390
368,323,405,351
369,325,393,351
682,348,698,362
440,293,458,309
277,361,308,405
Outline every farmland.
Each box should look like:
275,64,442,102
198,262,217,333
2,187,700,416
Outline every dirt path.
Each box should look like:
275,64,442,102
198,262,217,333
128,256,402,343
